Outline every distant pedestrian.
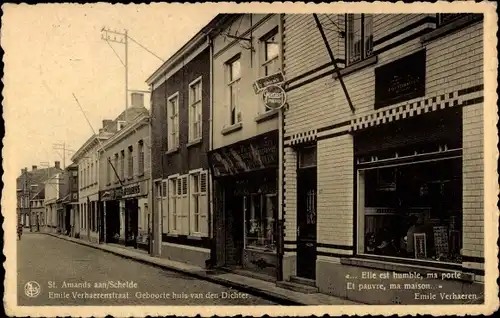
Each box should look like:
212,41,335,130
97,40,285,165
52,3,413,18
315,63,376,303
17,224,23,240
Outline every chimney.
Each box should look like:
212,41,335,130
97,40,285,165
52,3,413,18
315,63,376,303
32,165,37,171
131,93,144,108
55,161,61,170
102,119,113,130
21,168,27,175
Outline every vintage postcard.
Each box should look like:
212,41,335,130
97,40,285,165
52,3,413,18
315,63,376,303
2,1,498,317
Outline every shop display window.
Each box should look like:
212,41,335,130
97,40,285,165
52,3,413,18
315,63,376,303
357,158,462,263
244,193,277,252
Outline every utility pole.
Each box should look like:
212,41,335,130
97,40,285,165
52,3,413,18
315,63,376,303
101,27,129,123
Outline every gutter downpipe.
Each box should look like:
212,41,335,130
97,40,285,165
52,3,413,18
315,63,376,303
208,34,216,268
277,13,285,282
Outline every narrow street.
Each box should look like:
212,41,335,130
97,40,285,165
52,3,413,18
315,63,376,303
17,234,277,306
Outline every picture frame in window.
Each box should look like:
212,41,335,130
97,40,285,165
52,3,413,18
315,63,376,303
414,233,427,259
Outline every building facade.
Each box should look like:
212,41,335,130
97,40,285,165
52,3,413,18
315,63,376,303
281,13,483,303
148,25,213,267
99,102,151,251
207,14,283,280
61,163,79,236
44,172,62,233
72,128,113,242
16,163,62,231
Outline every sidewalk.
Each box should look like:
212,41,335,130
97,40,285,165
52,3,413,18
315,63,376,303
46,233,359,305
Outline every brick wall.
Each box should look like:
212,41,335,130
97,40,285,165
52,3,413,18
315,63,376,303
316,135,354,250
461,102,484,279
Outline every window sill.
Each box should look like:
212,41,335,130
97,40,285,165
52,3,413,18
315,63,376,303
187,138,202,148
244,247,277,255
221,122,242,135
127,177,133,181
137,172,145,177
167,233,179,237
106,183,111,186
335,55,378,79
166,148,179,155
421,14,483,44
341,257,474,283
255,109,279,123
187,235,204,240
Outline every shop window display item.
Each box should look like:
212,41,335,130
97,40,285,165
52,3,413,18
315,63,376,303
414,233,427,259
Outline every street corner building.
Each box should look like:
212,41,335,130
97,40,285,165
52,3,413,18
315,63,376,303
281,13,484,303
16,163,63,232
98,99,152,251
147,27,212,267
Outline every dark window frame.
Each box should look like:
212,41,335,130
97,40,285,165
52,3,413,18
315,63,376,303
345,13,374,66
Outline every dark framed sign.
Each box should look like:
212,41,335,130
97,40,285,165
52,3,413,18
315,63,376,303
374,49,426,109
208,130,278,177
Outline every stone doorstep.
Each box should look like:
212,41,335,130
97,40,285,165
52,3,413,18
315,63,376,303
46,233,358,305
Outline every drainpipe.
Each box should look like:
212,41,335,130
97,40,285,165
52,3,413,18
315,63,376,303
208,34,216,268
277,13,285,282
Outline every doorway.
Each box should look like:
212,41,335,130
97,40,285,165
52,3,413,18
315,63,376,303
225,189,244,266
125,199,139,247
105,201,120,243
296,146,318,280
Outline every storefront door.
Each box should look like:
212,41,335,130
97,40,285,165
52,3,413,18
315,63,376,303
225,191,244,266
105,201,120,243
125,199,139,247
296,145,318,280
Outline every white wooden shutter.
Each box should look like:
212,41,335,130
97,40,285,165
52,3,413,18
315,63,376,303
169,178,178,233
199,171,209,236
181,175,189,235
161,180,168,234
175,177,182,233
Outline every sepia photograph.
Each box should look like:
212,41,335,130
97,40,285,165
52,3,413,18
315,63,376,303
2,1,498,317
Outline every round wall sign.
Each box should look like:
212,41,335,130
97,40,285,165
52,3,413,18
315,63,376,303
262,85,287,110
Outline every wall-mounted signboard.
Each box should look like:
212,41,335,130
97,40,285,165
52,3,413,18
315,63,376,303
374,49,426,109
253,71,285,94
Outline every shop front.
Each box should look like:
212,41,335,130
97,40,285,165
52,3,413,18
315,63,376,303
122,180,149,250
101,187,122,244
313,106,483,304
209,130,280,281
354,107,463,264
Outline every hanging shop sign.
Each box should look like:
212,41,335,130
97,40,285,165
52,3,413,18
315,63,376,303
374,49,426,109
253,71,285,94
208,130,279,177
262,85,287,110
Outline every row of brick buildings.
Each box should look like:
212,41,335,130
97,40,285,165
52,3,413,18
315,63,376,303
145,13,485,304
17,13,485,304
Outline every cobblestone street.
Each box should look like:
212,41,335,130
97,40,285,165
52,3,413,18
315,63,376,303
17,234,277,306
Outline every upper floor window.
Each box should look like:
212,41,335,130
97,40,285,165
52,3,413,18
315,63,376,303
227,56,241,126
346,14,373,65
128,146,134,178
261,28,280,76
107,158,111,184
120,150,125,180
167,93,180,150
114,153,119,183
188,78,202,141
138,141,145,175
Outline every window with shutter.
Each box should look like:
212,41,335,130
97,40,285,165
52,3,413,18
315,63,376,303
199,171,208,236
160,180,168,234
169,178,178,232
181,175,189,235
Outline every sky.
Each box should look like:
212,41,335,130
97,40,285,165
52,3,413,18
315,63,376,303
2,3,217,175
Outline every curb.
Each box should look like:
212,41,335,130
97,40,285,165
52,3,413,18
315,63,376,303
46,233,303,305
